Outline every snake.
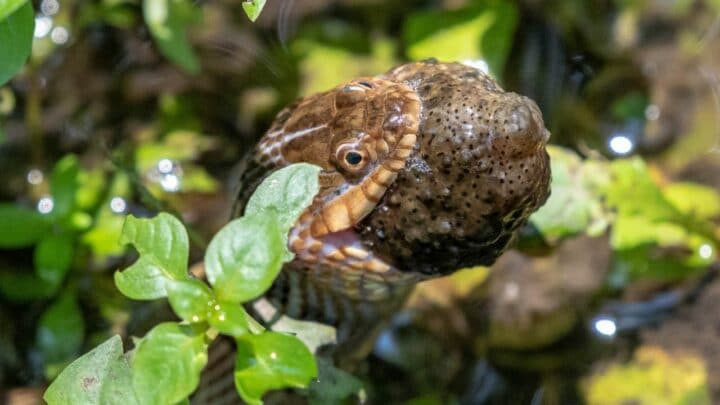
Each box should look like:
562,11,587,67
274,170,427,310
193,59,552,404
231,59,552,348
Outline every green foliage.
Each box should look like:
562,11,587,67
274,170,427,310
404,0,518,77
245,163,321,233
527,147,719,288
308,357,364,404
205,214,286,302
119,213,190,282
604,158,717,286
37,293,86,378
529,146,609,243
47,163,321,404
0,0,27,21
34,234,74,286
0,1,34,86
50,155,81,220
165,279,213,322
242,0,267,22
234,332,319,405
583,345,712,405
143,0,201,74
294,28,397,95
43,336,138,405
0,203,50,248
132,323,208,404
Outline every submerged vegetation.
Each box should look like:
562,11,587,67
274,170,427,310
0,0,719,403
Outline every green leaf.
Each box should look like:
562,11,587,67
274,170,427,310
604,158,679,221
0,203,50,248
207,301,251,337
0,0,26,21
82,211,126,259
583,345,711,405
119,213,189,279
0,271,57,301
404,1,518,76
242,0,266,22
663,182,720,220
204,214,285,303
81,173,131,259
179,165,219,193
143,0,200,73
114,256,172,300
50,155,81,219
132,322,208,405
166,279,214,322
234,332,317,404
34,234,75,286
0,1,34,86
308,356,363,405
529,146,609,242
44,335,140,405
37,294,85,377
115,213,190,299
611,216,689,250
245,163,321,233
294,33,398,95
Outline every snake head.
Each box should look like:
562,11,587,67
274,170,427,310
359,61,551,276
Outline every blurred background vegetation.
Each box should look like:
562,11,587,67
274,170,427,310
1,0,720,403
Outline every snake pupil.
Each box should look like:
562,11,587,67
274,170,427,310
345,151,363,165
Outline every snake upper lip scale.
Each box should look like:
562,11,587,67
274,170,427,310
234,59,551,334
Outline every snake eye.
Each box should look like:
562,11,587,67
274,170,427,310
336,144,368,172
345,151,363,165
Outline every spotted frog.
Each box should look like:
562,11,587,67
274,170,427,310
234,60,551,341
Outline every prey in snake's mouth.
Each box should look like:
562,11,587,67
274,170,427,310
234,60,551,329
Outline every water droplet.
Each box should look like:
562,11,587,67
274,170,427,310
34,16,53,38
699,243,713,260
40,0,59,15
27,169,43,185
218,313,226,321
192,315,199,322
50,26,69,45
160,174,181,192
269,352,277,360
110,197,126,213
37,196,54,214
157,158,174,174
644,104,660,121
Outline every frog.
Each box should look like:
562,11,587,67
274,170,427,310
233,59,551,345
